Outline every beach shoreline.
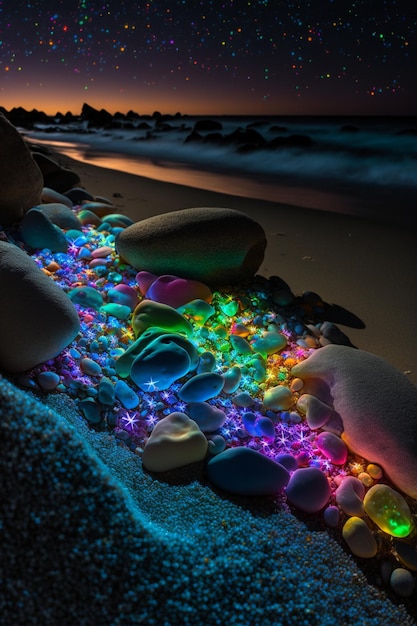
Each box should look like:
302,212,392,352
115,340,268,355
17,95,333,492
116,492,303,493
47,146,417,386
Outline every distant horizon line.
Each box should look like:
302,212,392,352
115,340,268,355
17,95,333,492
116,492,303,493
2,102,416,120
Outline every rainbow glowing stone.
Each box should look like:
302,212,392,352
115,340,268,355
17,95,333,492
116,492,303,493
363,484,414,538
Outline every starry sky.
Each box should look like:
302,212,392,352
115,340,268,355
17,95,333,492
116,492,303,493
0,0,416,117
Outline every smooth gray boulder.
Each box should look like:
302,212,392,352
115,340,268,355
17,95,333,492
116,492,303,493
115,207,267,286
0,241,80,372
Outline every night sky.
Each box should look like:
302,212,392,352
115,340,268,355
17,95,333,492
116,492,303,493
0,0,416,116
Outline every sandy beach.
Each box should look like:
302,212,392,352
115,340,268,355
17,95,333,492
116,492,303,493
54,149,417,386
1,138,416,626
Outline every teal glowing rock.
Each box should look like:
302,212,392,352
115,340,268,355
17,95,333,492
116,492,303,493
115,379,139,409
69,286,104,310
188,402,226,432
177,299,215,325
178,372,224,403
20,208,68,253
130,339,191,392
251,330,286,356
100,303,131,320
222,365,242,393
230,335,253,355
98,377,115,406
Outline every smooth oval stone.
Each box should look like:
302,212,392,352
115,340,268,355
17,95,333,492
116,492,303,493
91,245,113,258
251,331,286,355
219,300,239,317
230,335,253,355
136,270,158,294
37,370,60,391
222,366,242,393
178,372,224,403
35,203,82,230
0,241,80,372
107,285,138,310
285,467,331,513
142,412,208,472
275,453,298,472
233,392,255,408
197,351,216,374
79,201,118,217
188,402,226,432
79,398,102,424
254,416,275,441
130,340,191,391
296,394,334,430
316,431,348,465
68,286,104,310
80,358,102,377
323,505,340,528
115,379,139,409
115,207,267,286
100,303,131,320
100,213,134,228
342,517,378,558
363,484,414,538
335,476,365,517
132,299,193,338
0,113,43,225
20,209,68,253
177,299,215,325
390,568,415,598
146,274,212,309
242,412,257,437
207,447,290,496
64,187,94,204
41,187,73,207
77,209,102,226
263,385,293,411
208,434,227,455
98,377,115,406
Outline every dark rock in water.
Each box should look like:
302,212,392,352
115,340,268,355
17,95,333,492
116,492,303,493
0,113,44,226
0,240,80,372
115,207,267,286
5,106,50,129
20,208,68,252
193,119,223,132
81,102,113,128
268,134,314,149
269,125,288,133
184,131,203,144
32,152,80,192
203,132,224,145
225,128,266,147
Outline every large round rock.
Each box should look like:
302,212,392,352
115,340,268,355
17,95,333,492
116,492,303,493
115,207,267,286
0,113,43,226
0,241,80,372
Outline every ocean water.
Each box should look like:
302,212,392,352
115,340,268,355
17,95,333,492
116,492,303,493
26,115,417,225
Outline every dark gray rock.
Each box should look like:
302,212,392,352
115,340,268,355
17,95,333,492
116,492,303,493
0,113,43,226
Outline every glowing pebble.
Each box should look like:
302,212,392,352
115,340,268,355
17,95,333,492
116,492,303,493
220,300,239,317
100,303,131,320
254,416,275,441
335,476,365,517
207,447,290,496
363,484,414,538
130,340,191,392
189,402,226,432
323,506,340,528
197,351,216,373
107,285,138,311
233,392,255,408
222,366,242,393
80,357,102,377
342,517,378,558
178,372,224,403
251,331,286,356
367,463,383,480
132,299,193,338
98,377,115,406
146,274,212,309
69,286,103,310
91,245,113,258
136,271,158,295
263,385,293,411
285,467,331,513
177,300,215,325
142,412,208,472
230,335,253,355
115,380,139,409
316,431,348,465
37,371,60,391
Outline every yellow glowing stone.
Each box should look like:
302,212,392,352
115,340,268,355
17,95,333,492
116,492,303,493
363,484,414,538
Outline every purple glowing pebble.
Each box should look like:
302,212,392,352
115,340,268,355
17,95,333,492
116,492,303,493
285,467,331,513
207,447,290,496
146,274,212,309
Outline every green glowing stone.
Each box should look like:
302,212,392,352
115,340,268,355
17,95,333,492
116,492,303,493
219,300,239,317
132,299,193,338
363,484,414,538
